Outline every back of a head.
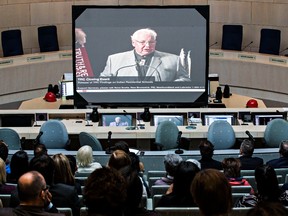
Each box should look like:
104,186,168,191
163,154,183,177
108,150,131,171
66,155,77,175
52,153,75,185
76,145,93,167
173,161,200,195
0,140,8,162
29,154,55,185
113,141,130,153
240,139,254,157
247,201,288,216
255,165,280,201
222,157,241,178
191,169,232,216
10,150,29,181
199,140,214,159
84,167,127,216
33,143,47,157
279,140,288,157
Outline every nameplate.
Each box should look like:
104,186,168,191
59,53,72,58
27,56,45,62
238,54,256,60
209,51,224,57
269,57,287,65
0,59,13,66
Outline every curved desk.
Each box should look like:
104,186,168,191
209,49,288,102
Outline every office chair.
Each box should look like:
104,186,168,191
1,29,24,57
221,25,243,51
259,28,281,55
207,120,236,150
0,128,21,150
38,25,59,52
263,118,288,148
79,132,103,151
39,120,70,149
154,120,179,151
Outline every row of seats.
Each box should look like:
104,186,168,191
221,25,282,55
1,25,59,57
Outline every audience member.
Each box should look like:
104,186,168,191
156,161,200,207
186,158,201,170
52,153,81,195
7,150,29,184
83,167,127,216
246,201,288,216
222,157,250,186
0,141,10,174
0,158,16,194
266,140,288,168
0,171,64,216
239,139,264,170
198,140,222,170
66,155,77,175
112,140,130,153
191,169,232,216
76,145,102,174
34,143,48,157
108,149,131,171
154,154,183,186
10,154,81,216
236,165,284,207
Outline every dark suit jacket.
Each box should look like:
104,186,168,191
100,50,190,82
198,157,223,170
266,157,288,168
239,155,264,170
0,206,64,216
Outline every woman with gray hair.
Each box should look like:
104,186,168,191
76,145,102,174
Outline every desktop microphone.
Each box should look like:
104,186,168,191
114,63,138,78
105,131,113,154
175,131,184,154
242,41,253,50
245,130,255,143
34,131,43,145
209,42,218,48
138,63,162,82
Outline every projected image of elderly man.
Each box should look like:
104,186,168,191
100,28,191,82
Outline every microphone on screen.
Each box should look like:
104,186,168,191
245,130,255,143
114,63,138,78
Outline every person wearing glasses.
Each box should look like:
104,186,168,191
100,28,191,82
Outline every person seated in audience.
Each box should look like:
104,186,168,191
112,140,130,153
266,140,288,168
83,166,127,216
191,169,232,216
0,171,64,216
7,150,29,184
198,140,222,170
156,161,200,207
108,149,132,171
186,158,201,170
66,154,78,176
246,201,288,216
0,140,10,175
239,139,264,170
10,154,81,216
76,145,102,174
34,143,48,157
52,153,81,195
0,158,16,194
222,157,251,186
154,154,183,186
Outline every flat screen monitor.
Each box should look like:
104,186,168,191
100,113,135,127
252,112,287,126
201,112,238,126
72,5,209,108
152,114,185,126
0,114,34,127
61,81,74,98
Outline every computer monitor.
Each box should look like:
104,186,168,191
201,112,238,126
61,81,74,98
252,112,287,125
100,113,135,127
152,114,185,126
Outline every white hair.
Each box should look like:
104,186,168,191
186,158,201,170
131,28,157,41
76,145,93,167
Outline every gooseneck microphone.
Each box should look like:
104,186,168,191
114,63,138,78
175,131,184,154
242,41,253,50
34,131,43,145
105,131,113,154
136,62,162,81
245,130,255,143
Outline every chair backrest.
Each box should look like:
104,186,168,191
0,128,21,150
80,207,88,216
155,121,179,150
79,132,103,151
0,194,11,207
58,207,73,216
39,120,69,149
155,207,200,216
148,177,161,188
1,29,24,57
231,185,252,193
147,170,166,179
264,118,288,148
38,25,59,52
207,120,236,150
230,207,253,216
151,185,170,197
221,25,243,51
259,28,281,55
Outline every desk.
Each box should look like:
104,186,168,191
19,93,266,109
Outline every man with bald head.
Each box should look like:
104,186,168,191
266,140,288,168
0,171,64,215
